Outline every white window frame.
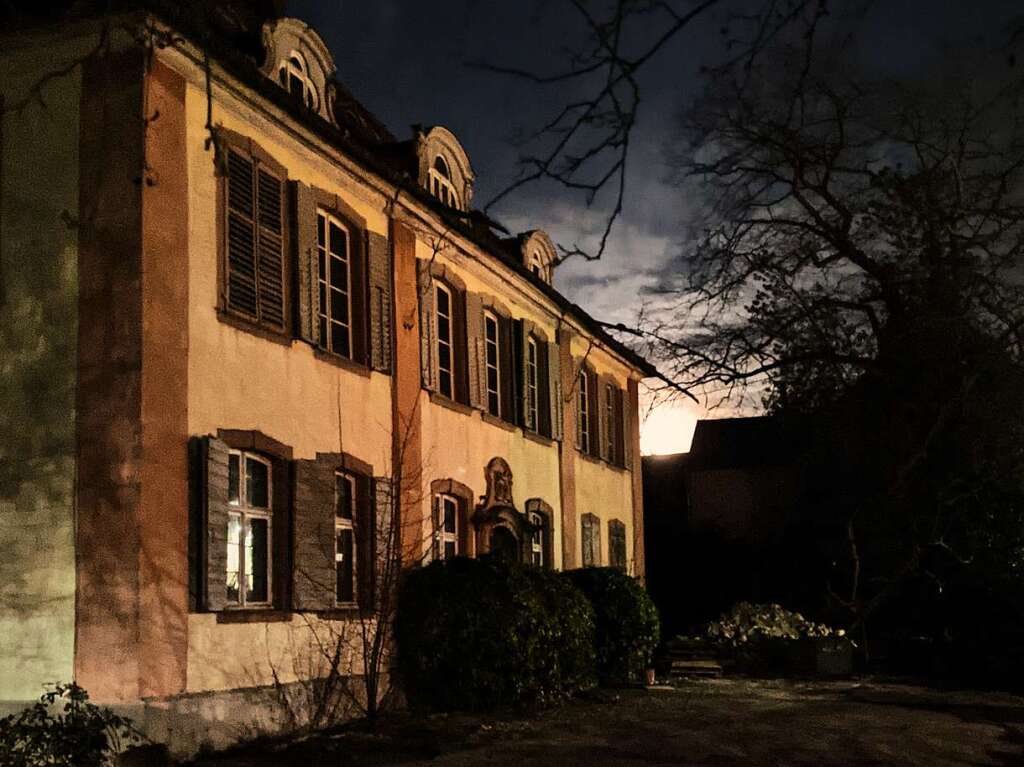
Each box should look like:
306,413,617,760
435,282,454,399
530,251,547,281
484,311,501,417
529,511,544,567
428,155,459,208
277,50,318,109
317,209,353,359
526,336,539,431
436,493,459,559
227,450,273,608
578,370,590,453
335,472,358,606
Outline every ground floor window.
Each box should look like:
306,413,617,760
436,493,459,559
608,519,627,572
335,472,357,604
581,513,601,567
227,450,273,606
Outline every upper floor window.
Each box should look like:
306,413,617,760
227,450,273,606
529,252,548,282
526,337,539,430
436,493,459,559
604,383,616,464
317,210,352,359
278,52,318,109
578,370,591,454
484,311,501,417
435,282,454,398
335,472,357,605
428,156,459,208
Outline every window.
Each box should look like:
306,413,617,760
578,370,590,453
436,493,459,559
609,520,627,572
528,511,544,567
317,210,352,358
435,282,454,398
530,252,547,282
226,451,273,606
604,383,616,463
428,156,458,208
223,146,286,330
526,337,539,431
581,513,601,567
277,52,318,109
335,472,357,604
484,311,501,416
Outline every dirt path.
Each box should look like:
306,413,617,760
192,678,1024,766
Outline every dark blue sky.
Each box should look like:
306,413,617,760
282,0,1023,451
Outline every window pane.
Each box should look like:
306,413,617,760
228,454,240,506
330,256,349,293
332,323,351,358
246,458,269,508
330,288,349,324
486,367,499,391
318,248,327,282
317,213,325,246
443,498,457,533
226,514,242,603
336,528,354,603
439,370,453,398
437,316,450,343
329,224,346,257
436,286,449,315
246,518,269,603
438,343,451,372
488,391,500,416
444,541,456,560
336,475,353,520
485,317,497,343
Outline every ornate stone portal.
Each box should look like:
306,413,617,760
472,457,539,562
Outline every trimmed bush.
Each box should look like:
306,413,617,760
563,567,660,684
396,557,596,711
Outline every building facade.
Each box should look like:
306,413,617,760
0,6,653,753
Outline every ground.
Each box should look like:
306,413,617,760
189,678,1024,766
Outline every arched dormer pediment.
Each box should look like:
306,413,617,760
261,17,336,121
519,230,557,285
416,126,475,212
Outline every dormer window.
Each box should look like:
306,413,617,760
530,251,548,281
278,52,318,110
518,230,557,286
429,156,459,208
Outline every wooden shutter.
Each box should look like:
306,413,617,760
292,458,337,611
613,387,626,468
466,293,486,410
513,319,527,426
372,477,394,606
256,166,286,329
498,315,516,424
547,340,563,441
350,228,368,365
598,375,611,461
290,181,319,345
367,231,392,372
226,150,258,319
203,435,231,611
622,385,634,471
417,260,437,391
538,340,552,437
452,287,470,404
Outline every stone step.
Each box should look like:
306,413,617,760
670,659,723,678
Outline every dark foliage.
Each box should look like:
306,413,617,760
396,557,596,711
0,683,138,767
563,567,660,684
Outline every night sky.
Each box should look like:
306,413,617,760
283,0,1022,453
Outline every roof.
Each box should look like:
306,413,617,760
687,416,803,471
123,2,657,377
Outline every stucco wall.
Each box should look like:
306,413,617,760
181,67,394,693
0,44,81,702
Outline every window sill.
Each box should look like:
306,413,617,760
216,609,292,624
522,429,555,447
481,411,517,432
312,346,372,378
216,307,292,347
428,391,475,417
576,450,627,472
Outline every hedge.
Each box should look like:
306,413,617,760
563,567,660,683
396,557,596,711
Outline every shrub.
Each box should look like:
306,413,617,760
704,602,842,648
396,557,596,711
0,683,138,767
563,567,660,684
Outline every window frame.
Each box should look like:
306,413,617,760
578,370,590,453
428,155,459,208
316,209,354,360
435,281,455,399
484,310,501,417
526,336,540,431
604,382,616,464
436,492,460,560
226,450,274,608
528,511,544,567
277,50,318,110
334,471,358,607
